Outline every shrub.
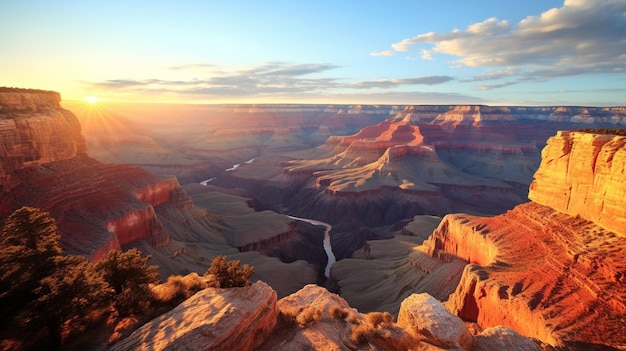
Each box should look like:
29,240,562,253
205,255,255,288
295,306,322,326
329,305,349,320
366,311,394,328
153,273,207,305
350,323,376,345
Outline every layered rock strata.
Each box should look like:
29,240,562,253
529,131,626,237
425,131,626,349
0,90,85,192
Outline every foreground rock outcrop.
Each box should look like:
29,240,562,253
110,281,278,351
111,283,540,351
426,131,626,350
398,293,474,350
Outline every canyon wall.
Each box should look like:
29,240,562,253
529,131,626,236
0,90,85,192
426,131,626,349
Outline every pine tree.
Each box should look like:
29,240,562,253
0,207,62,317
95,248,160,315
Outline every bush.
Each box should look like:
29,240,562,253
295,306,322,326
94,248,160,316
366,311,394,328
153,273,207,305
329,305,349,320
350,323,376,344
205,256,255,288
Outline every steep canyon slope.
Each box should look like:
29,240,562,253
428,131,626,349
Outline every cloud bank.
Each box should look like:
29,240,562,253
84,61,455,100
388,0,626,89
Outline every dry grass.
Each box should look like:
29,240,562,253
350,323,377,344
152,273,208,305
296,306,323,326
329,305,349,320
350,311,396,345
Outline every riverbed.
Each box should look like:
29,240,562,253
287,215,336,277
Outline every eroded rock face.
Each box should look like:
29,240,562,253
430,202,626,349
422,131,626,350
0,90,85,192
110,281,278,351
529,131,626,237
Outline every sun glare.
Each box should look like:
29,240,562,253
86,96,98,104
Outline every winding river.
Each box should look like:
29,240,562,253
287,216,335,278
200,158,336,277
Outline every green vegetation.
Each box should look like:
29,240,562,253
205,255,255,288
0,208,157,347
574,128,626,136
95,248,160,315
0,207,111,347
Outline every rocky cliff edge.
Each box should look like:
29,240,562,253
111,282,541,351
529,131,626,237
426,131,626,349
0,89,85,193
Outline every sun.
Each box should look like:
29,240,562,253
86,96,99,104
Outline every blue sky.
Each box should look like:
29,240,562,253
1,0,625,105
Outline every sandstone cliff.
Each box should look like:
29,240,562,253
424,131,626,349
0,90,85,192
529,131,626,237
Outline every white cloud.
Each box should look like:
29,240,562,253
420,49,433,60
370,50,394,57
85,62,454,100
390,0,626,88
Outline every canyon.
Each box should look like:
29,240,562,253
1,88,625,349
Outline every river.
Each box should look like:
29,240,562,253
200,158,336,277
287,215,336,278
200,157,257,184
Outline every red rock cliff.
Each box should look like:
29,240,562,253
0,90,85,192
425,130,626,349
529,131,626,237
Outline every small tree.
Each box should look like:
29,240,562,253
0,207,112,347
205,255,255,288
0,207,63,318
95,248,160,315
31,255,111,346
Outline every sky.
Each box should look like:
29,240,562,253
1,0,625,106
